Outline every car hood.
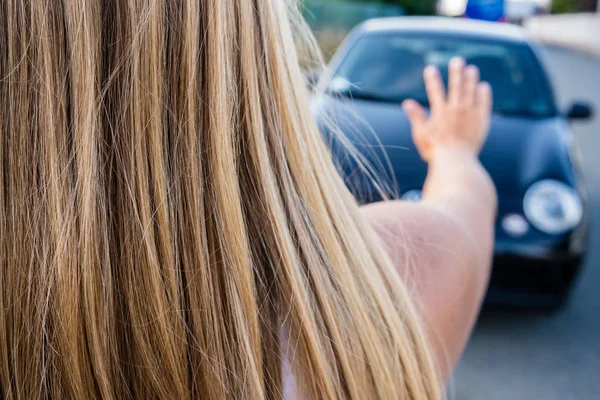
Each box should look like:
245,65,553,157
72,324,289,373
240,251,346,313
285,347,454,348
312,94,576,210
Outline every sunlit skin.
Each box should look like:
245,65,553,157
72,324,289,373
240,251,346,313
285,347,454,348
362,57,498,381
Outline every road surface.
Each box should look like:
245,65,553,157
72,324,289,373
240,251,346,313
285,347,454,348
454,46,600,399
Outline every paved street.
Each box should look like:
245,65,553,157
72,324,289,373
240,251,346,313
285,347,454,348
454,46,600,399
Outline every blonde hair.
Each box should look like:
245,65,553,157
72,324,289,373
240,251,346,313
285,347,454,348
0,0,440,398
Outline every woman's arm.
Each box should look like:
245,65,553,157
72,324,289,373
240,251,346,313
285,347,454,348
362,57,497,381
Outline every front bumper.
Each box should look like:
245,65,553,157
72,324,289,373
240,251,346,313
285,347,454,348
485,244,585,307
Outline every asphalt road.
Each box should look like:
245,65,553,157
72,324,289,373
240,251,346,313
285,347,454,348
454,46,600,399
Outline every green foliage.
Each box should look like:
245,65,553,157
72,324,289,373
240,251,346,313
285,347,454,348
303,0,406,32
551,0,581,13
360,0,438,15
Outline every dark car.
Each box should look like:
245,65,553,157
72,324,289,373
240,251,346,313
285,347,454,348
311,17,593,309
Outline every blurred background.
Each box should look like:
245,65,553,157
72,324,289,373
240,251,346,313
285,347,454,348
301,0,600,399
303,0,600,58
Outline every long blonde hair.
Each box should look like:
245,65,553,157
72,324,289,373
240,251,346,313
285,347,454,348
0,0,440,398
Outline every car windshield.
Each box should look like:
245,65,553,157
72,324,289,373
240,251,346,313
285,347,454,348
329,33,557,118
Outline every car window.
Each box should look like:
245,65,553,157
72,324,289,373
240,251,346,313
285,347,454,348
329,33,556,118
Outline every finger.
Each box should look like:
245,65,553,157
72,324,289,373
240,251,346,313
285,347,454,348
402,99,427,127
448,57,466,106
462,65,480,107
423,65,445,111
475,81,492,112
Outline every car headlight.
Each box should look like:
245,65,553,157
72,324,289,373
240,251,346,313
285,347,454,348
523,180,583,235
401,189,422,202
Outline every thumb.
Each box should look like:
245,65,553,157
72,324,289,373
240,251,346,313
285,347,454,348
402,99,427,128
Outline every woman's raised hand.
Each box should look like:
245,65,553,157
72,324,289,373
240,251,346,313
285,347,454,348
402,57,493,162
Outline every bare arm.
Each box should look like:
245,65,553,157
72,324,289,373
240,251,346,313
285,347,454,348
362,58,497,381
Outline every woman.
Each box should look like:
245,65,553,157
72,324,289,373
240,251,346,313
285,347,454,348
0,1,496,399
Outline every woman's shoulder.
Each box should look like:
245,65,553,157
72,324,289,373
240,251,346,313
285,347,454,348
361,200,489,380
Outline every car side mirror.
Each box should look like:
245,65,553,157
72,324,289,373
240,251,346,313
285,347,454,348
567,102,593,121
306,68,322,91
